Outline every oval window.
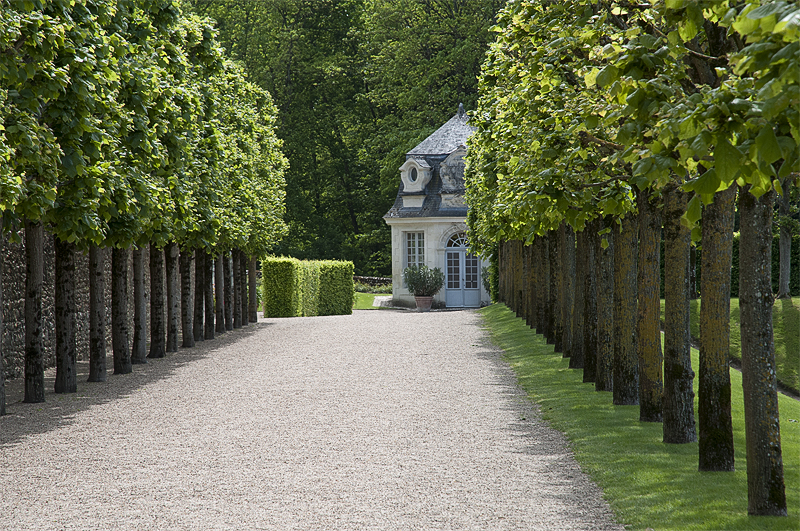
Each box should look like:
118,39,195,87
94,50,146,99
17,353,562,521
410,167,418,182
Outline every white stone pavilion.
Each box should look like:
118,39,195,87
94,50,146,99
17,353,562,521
383,105,489,308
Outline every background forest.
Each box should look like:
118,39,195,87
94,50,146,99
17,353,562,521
186,0,503,275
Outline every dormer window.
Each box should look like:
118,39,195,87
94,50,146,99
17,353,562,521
399,158,432,195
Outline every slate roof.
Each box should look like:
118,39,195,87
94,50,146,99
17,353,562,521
384,105,475,221
407,104,476,156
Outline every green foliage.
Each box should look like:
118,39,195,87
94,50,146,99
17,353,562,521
261,257,303,318
184,0,499,274
353,281,392,294
402,264,444,297
464,0,800,251
318,260,354,316
480,303,800,530
261,256,353,317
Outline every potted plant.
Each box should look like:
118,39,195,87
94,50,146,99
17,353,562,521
403,264,445,312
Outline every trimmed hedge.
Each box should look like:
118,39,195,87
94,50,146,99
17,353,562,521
261,257,354,318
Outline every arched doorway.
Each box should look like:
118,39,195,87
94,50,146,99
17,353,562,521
444,232,481,307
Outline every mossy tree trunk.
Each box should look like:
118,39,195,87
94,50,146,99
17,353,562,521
739,186,786,516
24,220,45,402
538,236,550,340
613,215,639,405
662,186,696,443
131,247,147,364
561,224,575,358
595,217,614,392
180,249,194,348
54,237,77,393
582,220,598,384
194,248,204,341
204,250,215,339
528,242,539,331
148,243,165,359
223,250,233,331
88,245,108,381
569,229,587,370
525,244,534,329
215,254,225,334
165,242,179,353
550,230,563,351
233,249,242,328
522,243,530,325
111,247,132,375
698,183,735,472
636,189,663,422
0,221,4,414
239,249,249,326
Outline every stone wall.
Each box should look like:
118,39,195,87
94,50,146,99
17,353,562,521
1,228,183,381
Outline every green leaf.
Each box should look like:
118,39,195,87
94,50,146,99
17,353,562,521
683,194,702,228
714,137,743,183
755,126,782,164
596,65,619,89
684,168,721,200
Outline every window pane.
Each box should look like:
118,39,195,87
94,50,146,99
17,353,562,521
465,254,478,289
447,252,460,289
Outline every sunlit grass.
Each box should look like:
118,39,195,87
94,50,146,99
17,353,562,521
660,298,799,393
480,303,800,531
353,292,382,310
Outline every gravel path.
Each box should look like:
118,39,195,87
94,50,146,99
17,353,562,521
1,309,623,530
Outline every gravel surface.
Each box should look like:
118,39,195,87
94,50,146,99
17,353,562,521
1,309,623,530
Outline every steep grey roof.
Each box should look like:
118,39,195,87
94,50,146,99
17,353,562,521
383,170,468,220
407,104,476,156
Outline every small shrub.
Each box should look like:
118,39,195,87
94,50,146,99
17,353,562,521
403,264,444,297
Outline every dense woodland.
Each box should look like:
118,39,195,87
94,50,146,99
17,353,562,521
186,0,503,275
464,0,798,517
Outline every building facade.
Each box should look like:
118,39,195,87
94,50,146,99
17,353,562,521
383,105,489,308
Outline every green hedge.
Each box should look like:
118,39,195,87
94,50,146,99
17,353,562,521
660,234,799,298
261,257,354,318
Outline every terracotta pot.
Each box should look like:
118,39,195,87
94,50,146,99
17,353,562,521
414,296,434,312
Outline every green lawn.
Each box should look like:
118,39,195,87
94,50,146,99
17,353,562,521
480,303,800,531
659,298,799,394
353,292,383,310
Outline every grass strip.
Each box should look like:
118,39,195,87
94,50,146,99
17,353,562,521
353,292,382,310
479,303,799,531
659,298,799,393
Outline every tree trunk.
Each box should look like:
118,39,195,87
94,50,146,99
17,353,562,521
148,243,165,359
561,224,575,358
0,221,4,414
582,220,598,383
689,245,698,299
131,247,147,364
194,248,204,341
24,220,45,401
776,181,792,299
233,249,242,328
216,254,225,333
111,247,132,375
662,186,696,443
180,249,194,348
224,250,233,330
569,229,587,369
613,215,639,405
528,243,538,331
739,186,787,516
595,218,614,392
637,189,663,422
54,237,77,393
204,250,215,340
248,255,258,323
521,242,529,323
88,245,108,382
539,237,550,339
699,184,735,472
240,250,249,326
550,230,563,351
499,241,507,304
165,242,179,353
